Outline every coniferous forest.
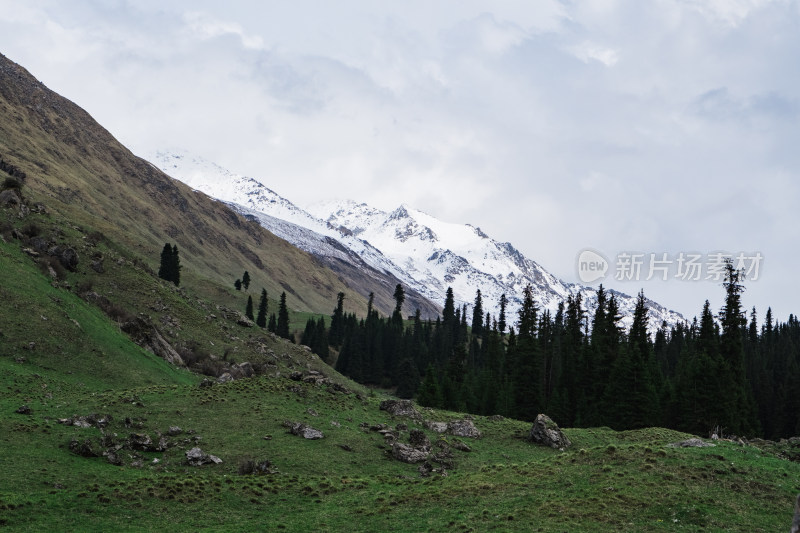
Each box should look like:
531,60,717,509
306,262,800,440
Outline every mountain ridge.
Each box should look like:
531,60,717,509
148,150,686,332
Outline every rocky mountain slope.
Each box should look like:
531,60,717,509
0,53,373,317
150,151,685,331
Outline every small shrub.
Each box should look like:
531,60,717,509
86,231,106,246
1,177,21,191
21,223,40,238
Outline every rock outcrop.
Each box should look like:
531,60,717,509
286,421,324,440
380,399,421,420
667,438,715,448
447,419,481,439
528,414,571,449
186,447,222,466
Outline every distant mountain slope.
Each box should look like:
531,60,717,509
151,150,441,318
149,151,685,331
0,53,371,316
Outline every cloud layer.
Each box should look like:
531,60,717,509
1,0,798,321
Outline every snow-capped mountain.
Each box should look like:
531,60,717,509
148,150,685,331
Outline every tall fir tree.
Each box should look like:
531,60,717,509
256,288,268,328
277,292,292,342
471,289,484,336
242,271,250,291
245,295,254,320
392,284,405,327
498,293,507,335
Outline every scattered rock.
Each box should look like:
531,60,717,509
128,433,155,452
450,439,472,452
186,447,222,466
338,444,353,452
15,405,31,415
528,414,571,449
424,420,448,433
90,258,104,273
667,438,715,448
392,442,429,464
199,378,215,388
285,421,324,440
380,399,421,419
0,189,21,208
69,438,99,458
166,426,183,436
447,419,481,439
236,315,254,328
306,408,319,417
409,429,431,451
58,413,112,429
216,372,234,384
103,449,123,466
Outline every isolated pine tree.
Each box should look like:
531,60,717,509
157,243,180,286
245,295,254,321
256,288,268,328
158,243,172,282
242,271,251,291
277,291,291,341
234,279,242,291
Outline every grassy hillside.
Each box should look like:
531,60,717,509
1,52,799,532
0,53,375,318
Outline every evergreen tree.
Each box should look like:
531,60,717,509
330,292,345,347
267,313,277,333
256,288,268,328
392,284,405,327
158,243,172,282
471,289,484,336
277,292,291,342
234,279,242,291
157,243,181,286
171,245,181,286
498,293,507,335
242,271,251,291
417,365,443,408
245,295,254,320
719,260,759,435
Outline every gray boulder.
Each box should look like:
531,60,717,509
667,438,715,448
392,442,429,464
792,494,800,533
409,429,431,452
186,447,222,466
447,419,481,439
424,420,448,433
287,422,324,440
380,399,421,419
529,414,571,449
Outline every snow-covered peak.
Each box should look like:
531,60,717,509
148,149,686,332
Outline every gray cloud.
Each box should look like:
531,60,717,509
1,0,798,321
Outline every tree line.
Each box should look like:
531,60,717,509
318,263,799,439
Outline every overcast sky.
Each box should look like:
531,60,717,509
2,0,799,323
